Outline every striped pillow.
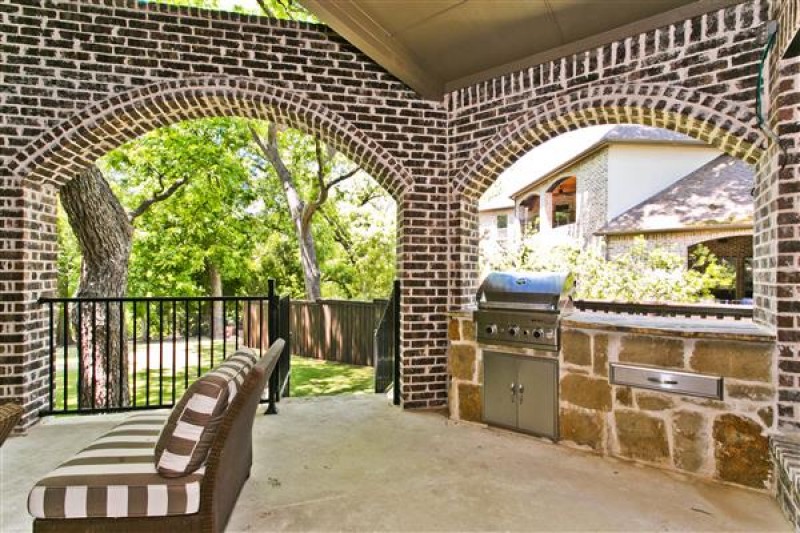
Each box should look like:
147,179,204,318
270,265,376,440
155,350,258,478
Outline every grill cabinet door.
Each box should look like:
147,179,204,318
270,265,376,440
516,356,558,439
483,351,518,429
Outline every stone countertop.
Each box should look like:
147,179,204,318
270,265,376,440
561,311,775,342
448,308,475,318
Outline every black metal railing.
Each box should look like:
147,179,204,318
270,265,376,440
38,280,291,416
573,299,753,320
374,280,400,403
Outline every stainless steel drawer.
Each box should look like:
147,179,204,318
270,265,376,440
609,363,723,400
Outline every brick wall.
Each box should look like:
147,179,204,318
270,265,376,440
2,0,799,430
446,0,771,310
0,0,449,426
767,0,800,429
445,0,800,429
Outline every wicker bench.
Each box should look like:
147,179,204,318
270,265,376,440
28,340,284,533
0,403,23,446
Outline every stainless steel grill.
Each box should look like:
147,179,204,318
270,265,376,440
475,271,574,350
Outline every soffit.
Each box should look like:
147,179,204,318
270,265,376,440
302,0,746,99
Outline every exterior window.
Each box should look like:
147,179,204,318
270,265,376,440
548,176,577,228
496,214,508,229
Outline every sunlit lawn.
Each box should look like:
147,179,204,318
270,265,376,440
50,341,374,410
52,339,236,410
289,356,374,397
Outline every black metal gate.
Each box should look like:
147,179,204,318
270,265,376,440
373,280,400,404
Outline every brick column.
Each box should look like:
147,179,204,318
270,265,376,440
1,176,59,430
772,56,800,428
448,196,480,311
397,182,450,409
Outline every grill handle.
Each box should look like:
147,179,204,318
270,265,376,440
647,376,679,386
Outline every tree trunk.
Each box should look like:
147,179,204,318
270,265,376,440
61,166,132,409
297,223,322,301
207,260,225,340
249,124,339,301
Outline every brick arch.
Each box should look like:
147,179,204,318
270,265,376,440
456,83,766,198
13,76,414,199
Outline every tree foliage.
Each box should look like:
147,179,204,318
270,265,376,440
59,117,396,301
143,0,317,21
488,237,735,303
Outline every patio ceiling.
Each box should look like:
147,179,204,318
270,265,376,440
302,0,746,99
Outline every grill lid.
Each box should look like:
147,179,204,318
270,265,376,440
477,271,574,311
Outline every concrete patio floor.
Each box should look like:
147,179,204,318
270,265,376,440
1,394,789,532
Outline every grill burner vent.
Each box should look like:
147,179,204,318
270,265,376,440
476,271,573,350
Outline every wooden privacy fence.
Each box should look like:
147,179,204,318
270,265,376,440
290,299,387,366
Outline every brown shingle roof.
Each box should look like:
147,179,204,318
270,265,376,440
598,155,754,234
509,125,699,201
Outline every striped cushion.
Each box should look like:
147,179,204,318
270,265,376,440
27,413,204,519
155,349,258,478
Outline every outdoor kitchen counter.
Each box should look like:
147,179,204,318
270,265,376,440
447,308,777,492
561,311,774,342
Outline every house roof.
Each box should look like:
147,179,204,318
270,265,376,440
301,1,743,99
508,124,700,201
597,155,754,235
478,195,515,212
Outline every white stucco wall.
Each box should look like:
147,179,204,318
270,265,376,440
478,208,519,252
606,144,720,220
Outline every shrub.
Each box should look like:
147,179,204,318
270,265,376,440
487,237,735,303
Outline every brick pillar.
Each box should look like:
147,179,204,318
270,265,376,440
772,56,800,428
397,183,449,409
448,196,480,310
0,175,58,430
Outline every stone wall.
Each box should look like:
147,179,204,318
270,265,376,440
449,311,776,490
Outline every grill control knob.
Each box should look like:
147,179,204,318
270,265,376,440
485,324,498,335
508,326,520,336
532,329,544,339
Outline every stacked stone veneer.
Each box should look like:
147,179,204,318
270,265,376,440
449,311,776,490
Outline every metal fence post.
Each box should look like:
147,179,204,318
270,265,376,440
393,279,401,406
265,279,279,415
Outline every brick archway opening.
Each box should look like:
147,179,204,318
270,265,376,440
455,83,765,200
450,83,767,312
14,76,413,197
13,76,411,426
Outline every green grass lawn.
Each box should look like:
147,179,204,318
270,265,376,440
51,339,236,410
289,356,374,397
50,342,374,411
